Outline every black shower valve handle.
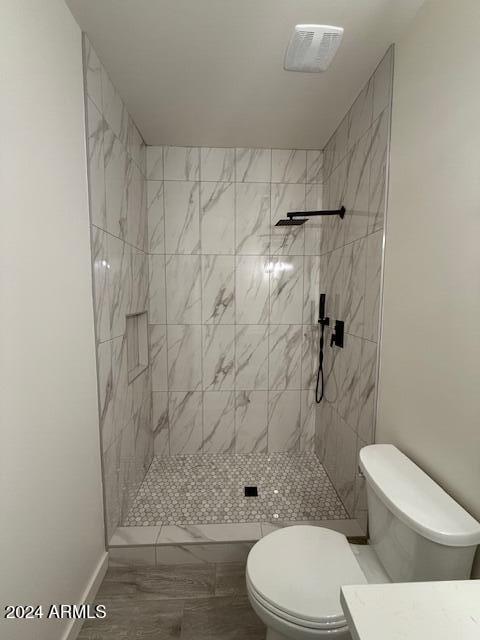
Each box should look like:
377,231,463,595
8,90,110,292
331,320,345,348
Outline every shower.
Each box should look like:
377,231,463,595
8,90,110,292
275,206,345,226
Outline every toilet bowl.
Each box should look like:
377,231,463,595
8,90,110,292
246,525,381,640
246,445,480,640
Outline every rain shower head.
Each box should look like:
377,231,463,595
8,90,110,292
275,206,345,226
275,218,307,226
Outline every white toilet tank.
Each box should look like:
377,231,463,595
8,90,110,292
359,444,480,583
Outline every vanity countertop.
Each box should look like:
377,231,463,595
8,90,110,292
340,580,480,640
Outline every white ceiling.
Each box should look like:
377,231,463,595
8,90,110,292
66,0,424,149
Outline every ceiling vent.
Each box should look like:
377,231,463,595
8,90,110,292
284,24,344,73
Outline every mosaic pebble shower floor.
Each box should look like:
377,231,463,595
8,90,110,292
123,452,348,526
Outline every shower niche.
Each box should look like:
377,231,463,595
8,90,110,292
126,311,149,384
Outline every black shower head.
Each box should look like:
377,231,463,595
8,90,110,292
275,218,307,226
275,206,346,226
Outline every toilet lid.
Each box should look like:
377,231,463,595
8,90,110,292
247,526,367,627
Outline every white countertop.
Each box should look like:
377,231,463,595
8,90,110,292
340,580,480,640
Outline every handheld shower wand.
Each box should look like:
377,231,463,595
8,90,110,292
316,293,329,403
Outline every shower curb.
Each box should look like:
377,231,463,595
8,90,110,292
108,519,363,567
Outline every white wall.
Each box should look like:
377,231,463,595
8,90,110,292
377,0,480,572
0,1,106,638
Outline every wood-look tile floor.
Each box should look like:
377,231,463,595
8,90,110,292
78,562,266,640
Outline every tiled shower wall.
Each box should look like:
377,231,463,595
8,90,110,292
83,36,153,540
147,146,326,455
315,47,394,526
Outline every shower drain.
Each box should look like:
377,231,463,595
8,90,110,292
244,486,258,497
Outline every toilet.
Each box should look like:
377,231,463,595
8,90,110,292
246,444,480,640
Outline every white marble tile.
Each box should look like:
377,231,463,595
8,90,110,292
369,108,389,233
158,523,261,544
126,160,145,250
319,403,339,480
307,150,324,183
235,390,268,453
364,230,383,342
357,340,377,444
148,254,166,324
269,255,303,324
322,133,336,181
101,67,127,145
301,325,319,391
86,98,106,230
155,542,253,564
334,415,357,514
303,255,321,324
270,183,305,255
235,148,271,182
305,183,324,255
165,255,201,324
235,325,269,390
203,391,235,453
333,115,349,172
131,248,148,314
347,78,374,149
203,325,235,391
337,333,363,431
314,398,332,462
146,146,163,180
84,36,103,111
268,324,302,390
152,391,169,456
261,519,363,537
325,246,345,326
150,324,168,391
91,227,111,343
126,117,145,172
111,334,132,432
300,389,316,452
343,237,367,338
235,255,270,324
103,438,122,540
200,181,235,254
164,181,200,254
323,157,347,253
147,180,165,254
373,46,394,121
268,390,301,452
201,255,235,324
235,182,270,255
272,149,307,183
97,340,114,451
108,234,131,338
344,132,371,245
104,127,128,239
164,146,200,181
168,391,203,454
201,147,234,182
110,526,161,547
167,325,202,391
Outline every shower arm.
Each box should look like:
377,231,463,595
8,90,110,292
287,206,345,220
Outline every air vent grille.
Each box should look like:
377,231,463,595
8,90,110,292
284,24,344,73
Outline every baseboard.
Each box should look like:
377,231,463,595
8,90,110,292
62,551,108,640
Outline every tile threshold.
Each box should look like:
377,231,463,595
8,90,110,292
109,518,363,548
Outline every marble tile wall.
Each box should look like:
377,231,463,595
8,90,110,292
83,35,153,541
315,46,394,528
147,145,325,456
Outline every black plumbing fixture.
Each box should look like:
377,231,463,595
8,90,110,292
331,320,344,349
275,206,345,226
315,293,330,404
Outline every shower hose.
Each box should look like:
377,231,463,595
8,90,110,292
315,321,326,403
